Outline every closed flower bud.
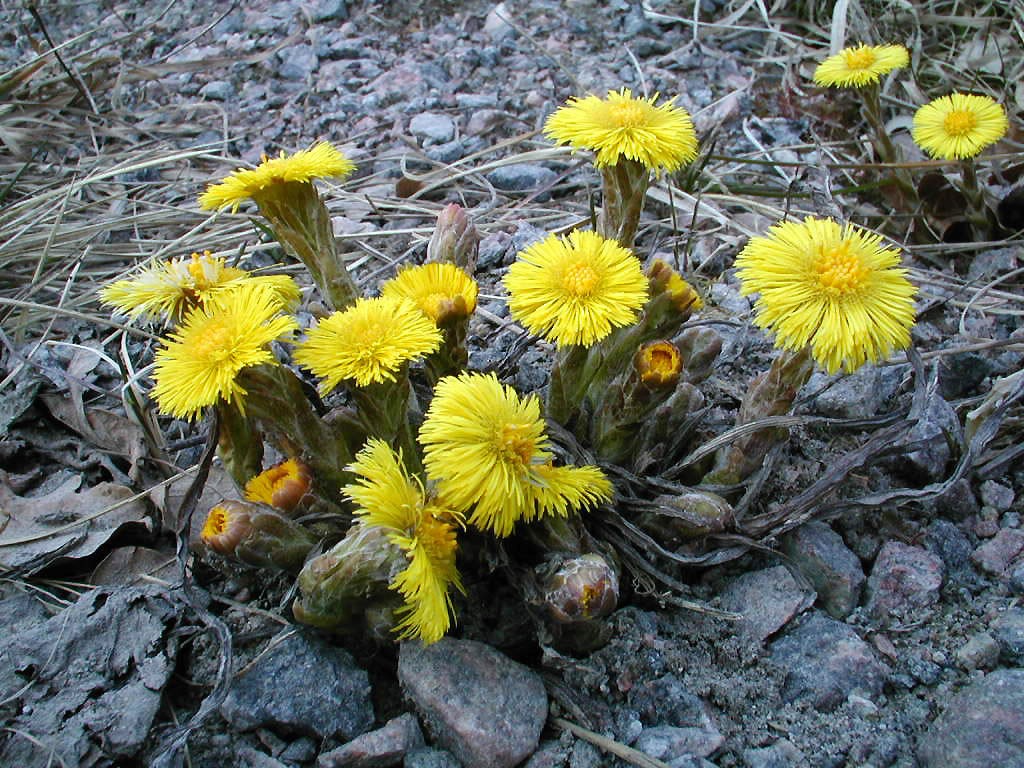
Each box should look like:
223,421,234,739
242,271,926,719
636,489,734,543
543,553,619,624
200,500,316,573
427,203,479,271
635,340,682,389
244,458,314,513
647,259,703,315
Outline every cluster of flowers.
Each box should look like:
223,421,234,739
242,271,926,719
100,38,1011,644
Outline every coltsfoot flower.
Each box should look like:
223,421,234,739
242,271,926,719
199,142,355,212
345,438,463,644
381,263,478,325
293,296,442,390
635,341,682,389
151,284,298,419
545,88,699,171
419,372,613,537
912,93,1009,160
505,230,648,347
201,500,315,573
244,458,313,512
734,217,916,374
812,43,909,88
101,250,300,322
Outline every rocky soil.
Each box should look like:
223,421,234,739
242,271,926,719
2,2,1023,768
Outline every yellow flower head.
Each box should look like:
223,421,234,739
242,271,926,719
734,217,916,374
345,438,463,644
199,142,356,212
813,43,909,88
635,340,682,388
544,88,699,171
244,458,313,512
912,93,1009,160
648,259,704,314
505,230,649,347
293,296,442,391
419,372,613,537
101,250,300,322
380,263,479,325
201,502,251,556
151,284,298,419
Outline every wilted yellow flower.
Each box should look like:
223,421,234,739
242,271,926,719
734,217,916,374
101,251,300,322
345,438,462,644
199,142,355,212
912,93,1009,160
647,259,704,314
381,263,478,325
813,44,909,88
151,285,298,419
419,372,613,537
244,458,313,512
505,230,648,347
294,296,442,391
545,88,699,171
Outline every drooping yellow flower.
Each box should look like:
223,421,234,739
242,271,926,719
734,217,916,374
380,263,479,325
199,142,355,212
544,88,699,171
812,44,909,88
345,438,462,644
293,296,441,391
419,372,613,537
504,230,648,347
244,458,313,512
912,93,1009,160
151,284,298,419
101,250,300,322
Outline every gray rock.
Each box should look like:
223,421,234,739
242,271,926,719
477,231,512,270
971,528,1024,576
237,746,290,768
318,713,424,767
486,164,557,197
509,221,549,255
865,541,943,623
992,609,1024,665
404,747,462,768
782,522,864,619
220,631,373,741
966,245,1018,281
522,738,570,768
312,0,348,22
720,565,815,641
742,739,806,768
809,366,892,419
200,80,235,101
398,638,547,768
278,44,318,81
933,478,980,522
281,738,319,763
629,676,722,758
980,480,1015,511
409,113,457,145
889,390,959,483
1010,563,1024,595
0,586,180,768
770,612,889,712
918,669,1024,767
635,724,723,762
925,519,974,581
425,140,465,164
456,93,498,109
938,352,993,399
957,632,1001,671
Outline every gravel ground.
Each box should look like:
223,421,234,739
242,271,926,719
2,2,1023,767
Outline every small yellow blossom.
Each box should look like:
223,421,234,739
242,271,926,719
101,251,300,322
244,458,313,512
151,284,297,419
345,438,463,644
504,230,648,347
636,341,682,388
419,372,613,537
912,93,1009,160
544,88,699,171
734,217,916,374
812,44,909,88
199,142,355,212
381,263,478,325
293,296,442,391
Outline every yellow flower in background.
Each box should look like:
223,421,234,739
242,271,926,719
734,217,916,374
505,230,648,347
151,284,297,419
419,372,613,537
381,262,479,325
244,458,313,512
813,44,909,88
345,438,463,644
912,93,1009,160
545,88,699,171
101,251,300,322
199,142,355,212
293,296,441,391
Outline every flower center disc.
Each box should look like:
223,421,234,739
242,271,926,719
562,260,600,297
844,48,876,70
815,244,869,296
193,322,235,361
943,110,977,137
648,347,677,375
496,423,536,467
609,101,647,129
